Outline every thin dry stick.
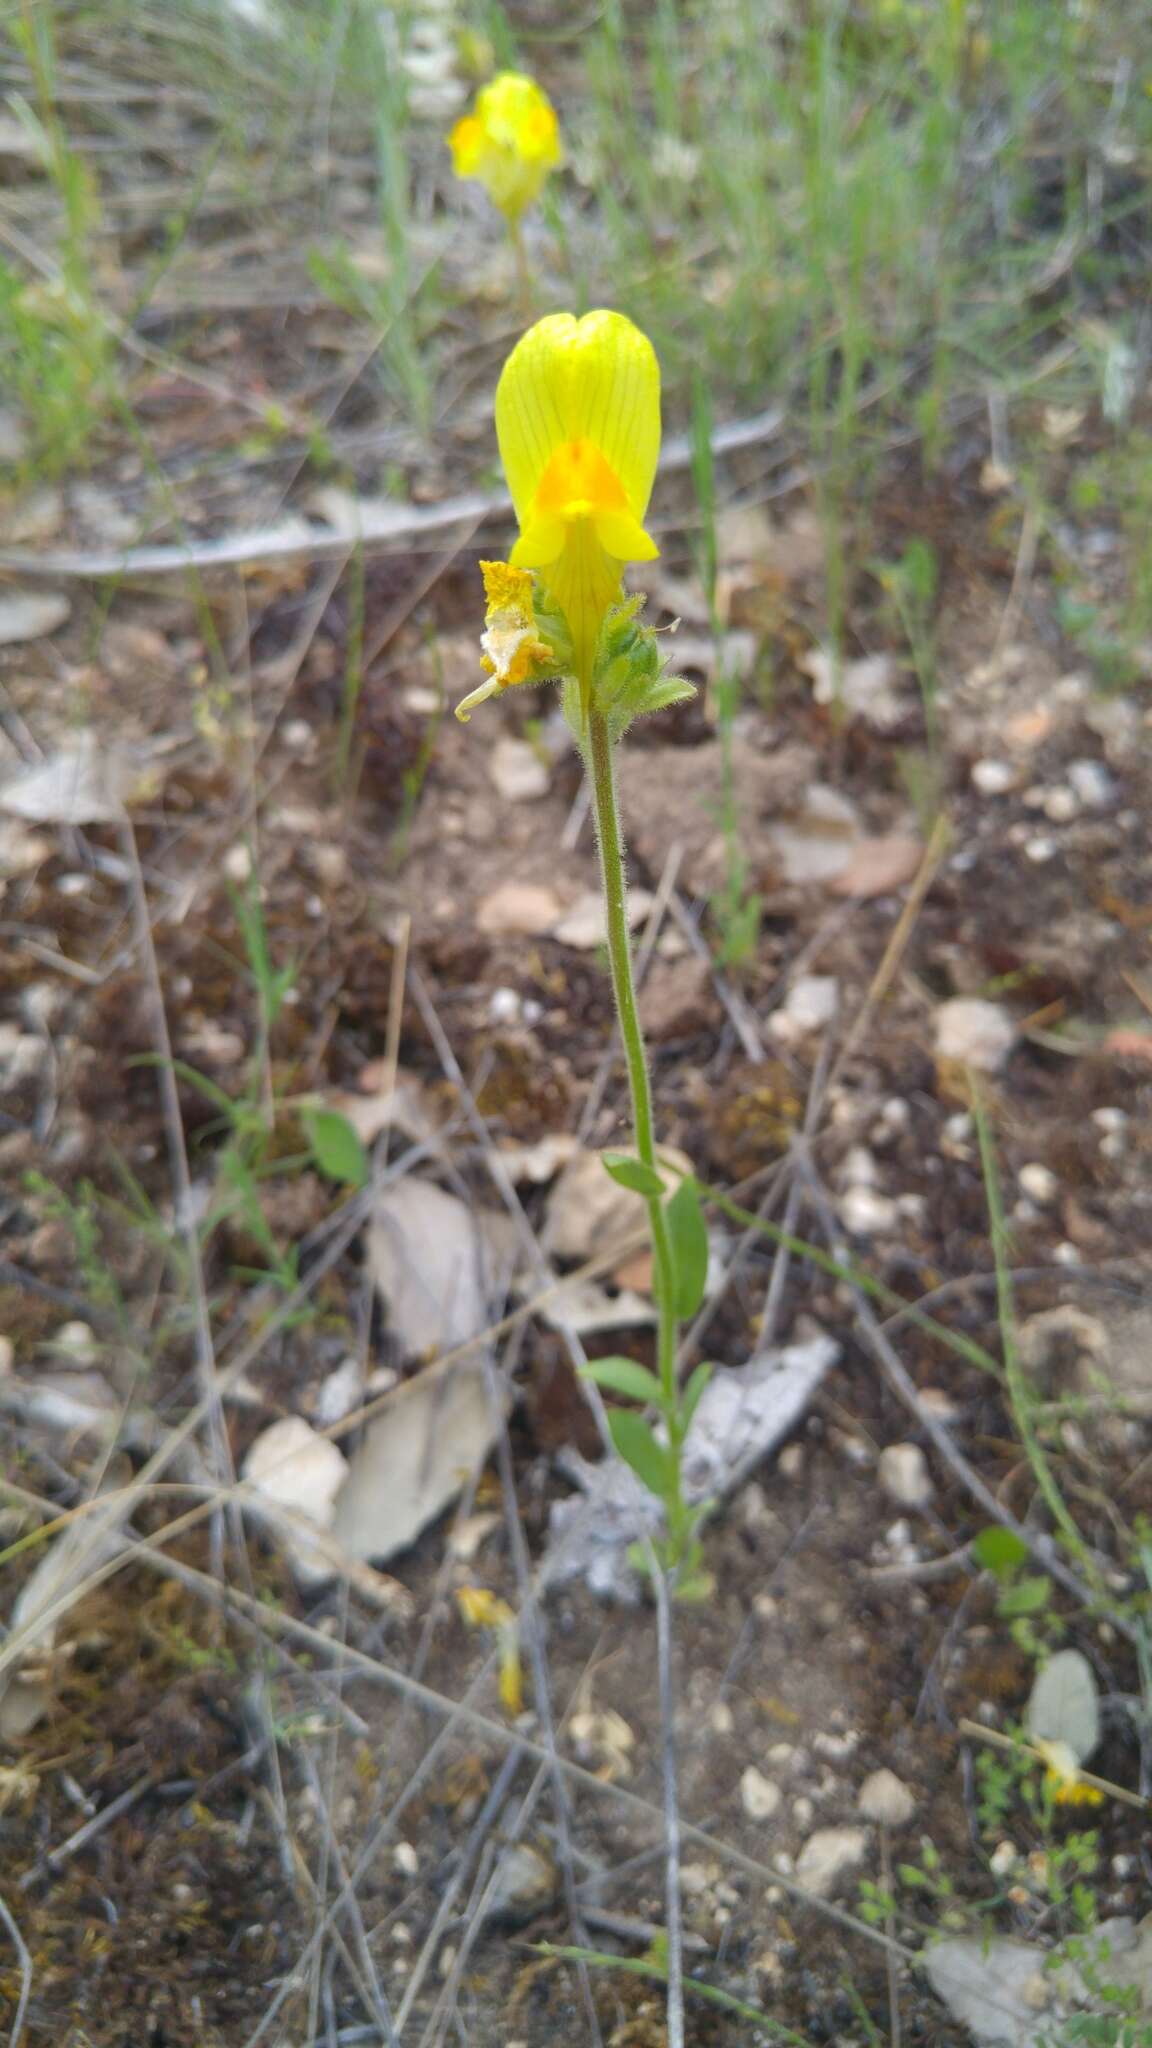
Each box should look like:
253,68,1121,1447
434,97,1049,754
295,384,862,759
0,1886,32,2048
827,811,951,1092
0,408,785,580
956,1718,1149,1812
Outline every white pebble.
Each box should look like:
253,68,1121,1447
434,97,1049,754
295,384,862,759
488,986,522,1025
1053,1241,1081,1267
878,1443,933,1509
393,1841,418,1877
814,1728,860,1763
740,1767,782,1822
941,1110,974,1157
971,758,1017,795
857,1768,916,1826
1019,1162,1058,1205
1091,1106,1127,1132
794,1825,869,1897
918,1387,960,1425
710,1699,735,1736
1067,758,1116,809
792,1795,814,1826
53,1320,97,1364
282,718,314,752
839,1185,899,1236
776,974,839,1037
224,843,252,882
1042,787,1079,823
934,998,1016,1073
1024,835,1057,862
841,1144,879,1187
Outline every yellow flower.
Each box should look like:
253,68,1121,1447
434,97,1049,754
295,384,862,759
495,310,660,705
448,71,562,223
456,1584,523,1716
1034,1738,1105,1807
455,559,559,721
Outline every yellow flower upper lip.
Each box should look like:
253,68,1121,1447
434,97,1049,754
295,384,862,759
495,311,661,564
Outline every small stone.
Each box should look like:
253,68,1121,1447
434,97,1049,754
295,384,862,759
839,1185,899,1236
282,718,315,752
476,880,561,938
0,592,70,645
941,1110,974,1158
768,973,839,1043
1067,758,1116,809
878,1442,933,1508
918,1388,960,1425
709,1700,735,1736
640,955,718,1041
393,1841,418,1877
1024,834,1057,863
52,1320,97,1365
484,1843,557,1923
792,1795,814,1826
795,1825,869,1897
740,1767,782,1821
488,986,522,1026
778,1444,805,1479
223,843,252,882
1042,787,1079,823
828,834,924,899
1053,1241,1081,1267
971,758,1017,796
312,1355,364,1427
1019,1162,1058,1205
489,735,550,802
553,887,654,951
841,1144,879,1187
857,1768,916,1826
813,1729,860,1764
934,997,1016,1073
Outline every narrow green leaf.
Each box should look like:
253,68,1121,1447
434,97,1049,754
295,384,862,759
679,1360,713,1432
302,1106,370,1188
666,1176,709,1318
602,1152,665,1199
971,1525,1030,1577
581,1357,664,1405
606,1409,670,1499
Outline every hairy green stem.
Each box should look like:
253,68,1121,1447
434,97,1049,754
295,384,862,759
586,708,678,1415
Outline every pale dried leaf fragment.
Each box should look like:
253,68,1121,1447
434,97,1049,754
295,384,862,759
0,591,69,645
332,1355,502,1565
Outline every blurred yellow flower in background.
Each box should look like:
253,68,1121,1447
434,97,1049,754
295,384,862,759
495,309,660,704
448,71,562,224
1033,1738,1105,1807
